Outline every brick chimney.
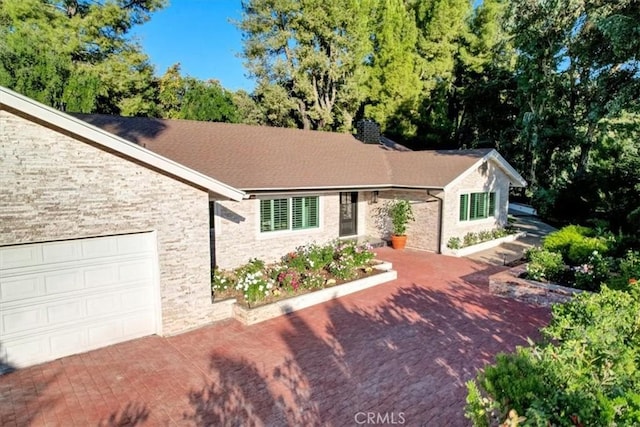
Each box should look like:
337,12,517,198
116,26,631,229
356,119,381,144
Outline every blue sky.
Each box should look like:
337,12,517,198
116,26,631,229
132,1,254,92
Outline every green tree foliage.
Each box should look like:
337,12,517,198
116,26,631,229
157,64,240,122
505,0,640,225
0,0,164,115
238,0,373,131
364,0,421,139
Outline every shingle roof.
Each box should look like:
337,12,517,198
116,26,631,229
0,87,245,201
75,114,524,191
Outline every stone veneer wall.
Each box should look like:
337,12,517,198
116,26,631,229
0,110,213,335
441,160,511,252
215,192,351,269
364,189,440,252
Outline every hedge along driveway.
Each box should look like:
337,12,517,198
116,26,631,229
0,248,550,426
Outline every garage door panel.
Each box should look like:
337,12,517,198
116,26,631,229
49,329,86,356
47,299,85,325
118,260,153,282
44,270,84,295
121,287,154,310
0,233,159,368
2,305,45,335
117,234,154,254
82,237,118,259
84,265,118,288
88,319,124,346
123,314,156,336
5,337,49,366
86,293,119,315
42,241,79,264
0,275,42,302
0,245,42,270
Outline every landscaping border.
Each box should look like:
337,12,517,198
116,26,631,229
489,264,585,307
212,261,397,325
443,231,527,257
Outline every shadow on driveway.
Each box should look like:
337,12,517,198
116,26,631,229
1,249,549,426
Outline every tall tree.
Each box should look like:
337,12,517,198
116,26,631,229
238,0,373,131
364,0,422,140
506,0,640,228
410,0,474,148
0,0,164,115
451,0,519,151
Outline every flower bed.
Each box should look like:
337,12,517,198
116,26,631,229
443,227,524,257
520,225,640,292
233,264,396,325
212,240,380,308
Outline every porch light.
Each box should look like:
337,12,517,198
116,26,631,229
371,191,379,204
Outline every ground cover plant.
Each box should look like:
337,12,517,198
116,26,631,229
212,240,376,307
522,225,638,292
466,283,640,426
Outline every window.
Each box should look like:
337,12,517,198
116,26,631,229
459,192,496,221
260,196,319,232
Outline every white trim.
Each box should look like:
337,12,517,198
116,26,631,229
444,149,527,192
0,86,245,201
149,230,163,336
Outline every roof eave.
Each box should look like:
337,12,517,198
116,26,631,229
0,86,246,202
442,149,527,191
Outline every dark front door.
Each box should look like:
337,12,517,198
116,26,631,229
339,192,358,236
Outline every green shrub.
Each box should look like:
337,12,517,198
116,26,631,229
447,237,462,249
466,285,640,426
567,236,610,265
620,250,640,282
573,251,612,292
543,225,612,265
525,248,565,282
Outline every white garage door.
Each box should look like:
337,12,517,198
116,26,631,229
0,233,160,368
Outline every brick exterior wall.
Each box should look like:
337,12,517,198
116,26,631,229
441,160,511,252
364,189,440,252
0,111,214,335
215,193,351,269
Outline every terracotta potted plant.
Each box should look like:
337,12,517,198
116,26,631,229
387,198,415,250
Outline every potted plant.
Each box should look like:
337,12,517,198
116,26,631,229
386,198,415,250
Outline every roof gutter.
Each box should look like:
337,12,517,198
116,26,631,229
242,184,445,196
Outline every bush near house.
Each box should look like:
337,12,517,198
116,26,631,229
446,226,517,250
466,284,640,427
212,240,376,307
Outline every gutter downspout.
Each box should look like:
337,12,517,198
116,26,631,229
427,190,444,254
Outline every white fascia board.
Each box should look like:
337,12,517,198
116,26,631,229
443,149,527,192
1,87,246,201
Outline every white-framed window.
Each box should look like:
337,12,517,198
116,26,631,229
459,192,496,221
260,196,319,232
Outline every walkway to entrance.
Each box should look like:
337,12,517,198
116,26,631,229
0,248,550,426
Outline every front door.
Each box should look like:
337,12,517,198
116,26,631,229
339,192,358,236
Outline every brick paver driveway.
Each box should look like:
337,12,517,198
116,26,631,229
1,248,550,426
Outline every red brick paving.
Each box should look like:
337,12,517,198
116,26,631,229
0,249,550,426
